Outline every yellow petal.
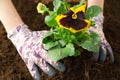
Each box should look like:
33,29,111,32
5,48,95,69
70,4,86,13
55,14,67,28
82,20,91,30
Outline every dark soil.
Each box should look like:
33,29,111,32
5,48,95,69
0,0,120,80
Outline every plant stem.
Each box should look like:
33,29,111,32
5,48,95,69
47,8,52,15
79,31,86,39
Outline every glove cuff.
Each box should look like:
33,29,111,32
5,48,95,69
7,24,30,39
7,24,31,47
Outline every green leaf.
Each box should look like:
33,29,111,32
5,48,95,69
45,12,58,27
54,28,72,43
42,31,53,44
43,31,53,39
91,21,95,26
48,43,75,61
73,0,85,8
53,0,62,11
70,35,76,41
57,5,68,14
48,47,65,61
74,50,81,56
79,0,85,6
43,41,59,50
90,32,100,45
64,43,75,56
85,6,102,19
62,1,71,11
80,32,100,52
53,0,70,14
58,40,66,47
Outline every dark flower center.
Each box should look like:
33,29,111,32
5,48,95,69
60,10,87,30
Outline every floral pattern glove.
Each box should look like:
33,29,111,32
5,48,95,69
88,15,114,62
7,24,65,80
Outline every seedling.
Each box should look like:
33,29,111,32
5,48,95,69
37,0,102,61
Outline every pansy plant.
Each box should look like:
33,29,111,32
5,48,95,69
37,0,102,61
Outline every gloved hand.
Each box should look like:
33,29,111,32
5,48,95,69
88,15,114,62
7,24,65,80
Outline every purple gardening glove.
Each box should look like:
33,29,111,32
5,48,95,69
88,15,114,62
7,24,65,80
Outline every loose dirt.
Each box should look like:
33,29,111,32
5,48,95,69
0,0,120,80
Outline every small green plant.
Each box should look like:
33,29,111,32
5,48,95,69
37,0,102,61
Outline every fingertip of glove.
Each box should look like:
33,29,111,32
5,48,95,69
98,46,107,62
92,45,114,63
45,64,55,77
31,65,40,80
107,47,114,63
55,62,66,72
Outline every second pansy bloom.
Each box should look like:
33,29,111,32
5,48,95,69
55,4,91,33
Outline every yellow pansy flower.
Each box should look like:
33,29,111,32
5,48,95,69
55,4,91,33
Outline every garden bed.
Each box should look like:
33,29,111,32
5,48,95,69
0,0,120,80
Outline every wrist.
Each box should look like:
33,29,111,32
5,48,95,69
0,0,24,33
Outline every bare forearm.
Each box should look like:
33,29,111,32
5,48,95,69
0,0,24,33
87,0,104,15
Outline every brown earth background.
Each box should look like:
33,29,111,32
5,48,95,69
0,0,120,80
